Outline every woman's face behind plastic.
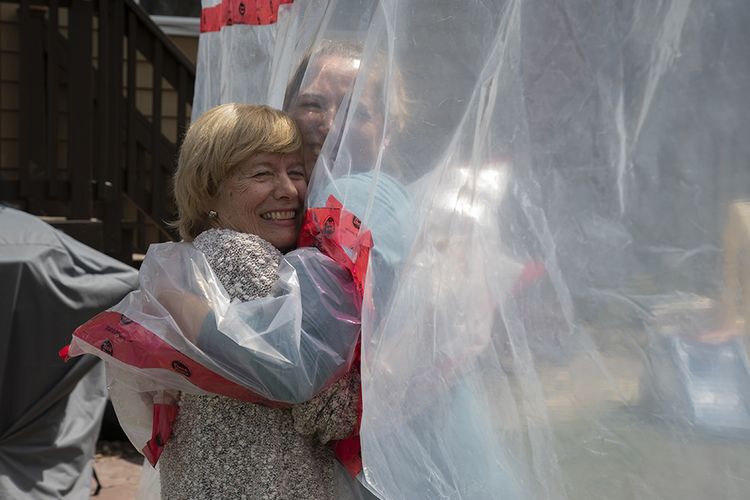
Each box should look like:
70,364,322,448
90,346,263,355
287,55,380,176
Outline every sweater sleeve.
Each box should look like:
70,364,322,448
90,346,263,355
291,371,360,443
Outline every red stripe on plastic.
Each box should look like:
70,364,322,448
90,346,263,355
58,344,70,361
72,311,289,408
298,196,372,477
142,403,179,466
511,260,546,295
298,195,373,305
200,0,294,32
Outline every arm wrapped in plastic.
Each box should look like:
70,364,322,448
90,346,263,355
67,240,361,460
194,246,362,403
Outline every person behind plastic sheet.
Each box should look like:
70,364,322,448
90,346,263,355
156,104,361,500
283,40,524,498
285,39,412,293
284,40,373,176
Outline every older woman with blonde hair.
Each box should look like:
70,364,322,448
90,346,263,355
172,103,304,247
150,103,361,499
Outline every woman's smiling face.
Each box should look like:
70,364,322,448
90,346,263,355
212,151,307,251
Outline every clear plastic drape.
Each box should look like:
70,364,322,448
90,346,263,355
194,0,750,498
69,242,361,458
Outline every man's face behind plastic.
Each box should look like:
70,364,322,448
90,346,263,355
287,55,381,176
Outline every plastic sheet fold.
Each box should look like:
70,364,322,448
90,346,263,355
190,0,750,497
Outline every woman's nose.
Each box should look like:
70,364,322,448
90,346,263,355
317,109,336,137
273,173,298,199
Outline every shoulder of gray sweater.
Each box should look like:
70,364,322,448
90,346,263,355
193,228,283,301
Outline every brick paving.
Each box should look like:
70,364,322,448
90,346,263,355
92,442,143,500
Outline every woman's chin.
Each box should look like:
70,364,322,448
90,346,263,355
274,237,298,253
258,218,303,252
266,232,298,253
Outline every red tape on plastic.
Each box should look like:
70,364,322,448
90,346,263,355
143,403,179,466
200,0,294,32
72,311,289,408
297,195,372,477
298,195,373,302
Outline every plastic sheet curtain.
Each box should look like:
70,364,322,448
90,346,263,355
194,1,750,498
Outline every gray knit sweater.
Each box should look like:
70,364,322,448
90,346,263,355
159,229,358,500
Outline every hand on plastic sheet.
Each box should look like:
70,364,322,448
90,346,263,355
292,371,361,444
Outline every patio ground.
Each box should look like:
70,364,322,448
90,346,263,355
92,441,142,500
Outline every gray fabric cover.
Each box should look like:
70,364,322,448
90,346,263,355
0,206,138,499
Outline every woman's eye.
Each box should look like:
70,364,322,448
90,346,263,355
252,171,272,179
288,169,306,179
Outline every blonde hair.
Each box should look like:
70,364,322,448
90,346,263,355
172,104,302,240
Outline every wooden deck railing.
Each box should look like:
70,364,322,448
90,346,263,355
2,0,195,263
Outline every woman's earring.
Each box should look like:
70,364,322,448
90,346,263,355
208,210,218,219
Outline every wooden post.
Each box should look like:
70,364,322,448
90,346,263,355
67,0,94,219
125,9,138,202
18,2,47,204
177,66,187,147
45,0,60,200
150,42,164,226
100,0,126,257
